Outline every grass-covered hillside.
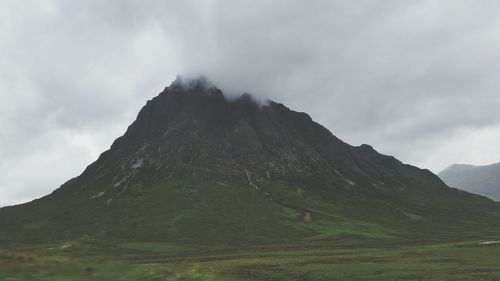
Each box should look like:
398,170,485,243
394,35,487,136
1,78,500,280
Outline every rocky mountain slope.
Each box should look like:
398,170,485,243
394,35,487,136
1,77,500,246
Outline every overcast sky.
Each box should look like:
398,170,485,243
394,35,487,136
1,0,500,207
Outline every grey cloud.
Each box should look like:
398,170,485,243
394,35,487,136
1,0,500,206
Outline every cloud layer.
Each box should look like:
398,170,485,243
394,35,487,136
1,0,500,206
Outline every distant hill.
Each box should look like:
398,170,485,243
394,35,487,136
439,163,500,201
1,76,500,246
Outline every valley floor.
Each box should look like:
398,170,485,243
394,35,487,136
1,239,500,281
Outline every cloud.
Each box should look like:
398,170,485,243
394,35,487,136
1,0,500,206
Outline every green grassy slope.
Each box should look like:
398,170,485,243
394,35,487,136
2,173,500,247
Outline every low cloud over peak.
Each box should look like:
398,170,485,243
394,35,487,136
1,0,500,206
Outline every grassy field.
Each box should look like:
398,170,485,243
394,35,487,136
2,238,500,281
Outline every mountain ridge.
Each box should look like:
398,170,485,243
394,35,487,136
439,162,500,201
1,77,500,246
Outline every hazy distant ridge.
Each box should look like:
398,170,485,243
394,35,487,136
439,162,500,201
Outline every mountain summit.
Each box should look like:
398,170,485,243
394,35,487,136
1,77,500,245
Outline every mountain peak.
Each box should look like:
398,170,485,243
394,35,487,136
4,76,499,246
78,77,443,197
170,74,214,91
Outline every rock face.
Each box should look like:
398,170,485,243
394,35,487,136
69,77,443,196
439,163,500,201
1,77,500,245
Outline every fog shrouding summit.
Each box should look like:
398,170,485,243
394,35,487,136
1,1,500,206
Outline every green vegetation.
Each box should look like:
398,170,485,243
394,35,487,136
2,177,500,246
2,177,500,280
4,178,498,280
298,220,395,239
2,240,500,280
2,84,500,280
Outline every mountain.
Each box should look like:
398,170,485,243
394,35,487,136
439,163,500,201
1,77,500,246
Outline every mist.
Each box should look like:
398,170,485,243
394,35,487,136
1,0,500,206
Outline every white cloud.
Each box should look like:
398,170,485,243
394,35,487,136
1,0,500,206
